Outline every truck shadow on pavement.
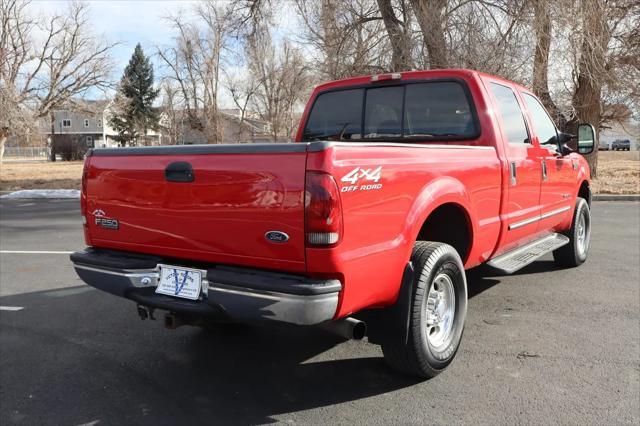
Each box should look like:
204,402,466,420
0,287,419,425
0,266,535,425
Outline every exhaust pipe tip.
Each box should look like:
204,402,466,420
351,320,367,340
320,317,367,340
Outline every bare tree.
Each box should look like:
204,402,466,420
156,81,182,145
596,0,639,124
247,30,309,142
0,0,116,161
297,0,532,77
296,0,390,79
157,2,232,143
224,67,260,143
564,0,638,175
410,0,448,69
531,0,564,124
227,0,274,36
377,0,413,71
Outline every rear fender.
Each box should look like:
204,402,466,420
404,176,476,260
367,177,475,345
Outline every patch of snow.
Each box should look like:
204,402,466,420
1,189,80,199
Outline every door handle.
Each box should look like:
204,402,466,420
541,159,548,181
510,161,517,186
165,162,194,182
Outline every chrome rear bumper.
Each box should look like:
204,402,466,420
71,249,341,326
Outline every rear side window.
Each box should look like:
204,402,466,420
404,82,475,137
303,81,478,141
522,93,557,145
490,83,529,145
304,89,364,140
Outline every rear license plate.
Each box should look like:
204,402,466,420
155,265,202,300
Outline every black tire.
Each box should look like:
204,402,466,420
553,197,591,267
381,242,467,378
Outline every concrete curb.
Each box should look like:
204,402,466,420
593,194,640,201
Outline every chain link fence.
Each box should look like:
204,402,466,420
3,147,51,159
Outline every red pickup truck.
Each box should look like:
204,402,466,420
71,69,595,378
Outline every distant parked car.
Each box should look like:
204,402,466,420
612,139,631,151
598,141,610,151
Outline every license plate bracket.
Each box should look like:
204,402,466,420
155,265,202,300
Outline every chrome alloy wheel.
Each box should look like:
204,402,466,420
576,210,590,256
425,273,456,350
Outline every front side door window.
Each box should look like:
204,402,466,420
522,92,574,229
488,81,541,247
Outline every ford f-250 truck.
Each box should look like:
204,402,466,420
71,69,596,378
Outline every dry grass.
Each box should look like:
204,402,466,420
0,151,638,194
593,151,639,194
0,160,83,191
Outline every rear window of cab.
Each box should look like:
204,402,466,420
302,81,479,142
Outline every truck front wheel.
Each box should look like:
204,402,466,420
382,242,467,378
553,197,591,267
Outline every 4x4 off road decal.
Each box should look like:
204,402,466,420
340,166,383,192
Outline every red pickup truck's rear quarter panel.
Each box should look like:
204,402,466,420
306,144,502,317
300,70,505,317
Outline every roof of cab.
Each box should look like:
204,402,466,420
313,68,531,94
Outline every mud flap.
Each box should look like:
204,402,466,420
362,262,415,345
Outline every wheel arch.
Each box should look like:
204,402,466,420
415,203,473,264
367,179,475,347
578,180,591,206
405,177,476,264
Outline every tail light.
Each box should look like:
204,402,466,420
81,152,91,226
305,171,343,247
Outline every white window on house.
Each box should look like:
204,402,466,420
84,119,89,127
97,120,102,127
62,119,71,127
86,136,93,147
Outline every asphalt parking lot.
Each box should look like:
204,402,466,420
0,199,639,425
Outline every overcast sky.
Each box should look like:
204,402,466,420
26,1,302,107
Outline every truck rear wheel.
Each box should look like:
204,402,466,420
553,197,591,267
382,242,467,378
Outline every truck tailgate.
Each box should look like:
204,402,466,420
84,145,308,272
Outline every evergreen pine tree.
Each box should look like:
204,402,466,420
109,44,159,146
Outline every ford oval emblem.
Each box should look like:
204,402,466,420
265,231,289,243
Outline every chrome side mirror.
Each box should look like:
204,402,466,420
577,123,596,155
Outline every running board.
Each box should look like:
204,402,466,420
487,233,570,274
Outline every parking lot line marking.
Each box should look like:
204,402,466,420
0,250,73,254
0,306,24,311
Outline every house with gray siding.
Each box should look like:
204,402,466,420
40,100,164,155
39,102,277,158
40,101,108,150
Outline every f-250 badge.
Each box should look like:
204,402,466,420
340,166,383,192
93,209,119,230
